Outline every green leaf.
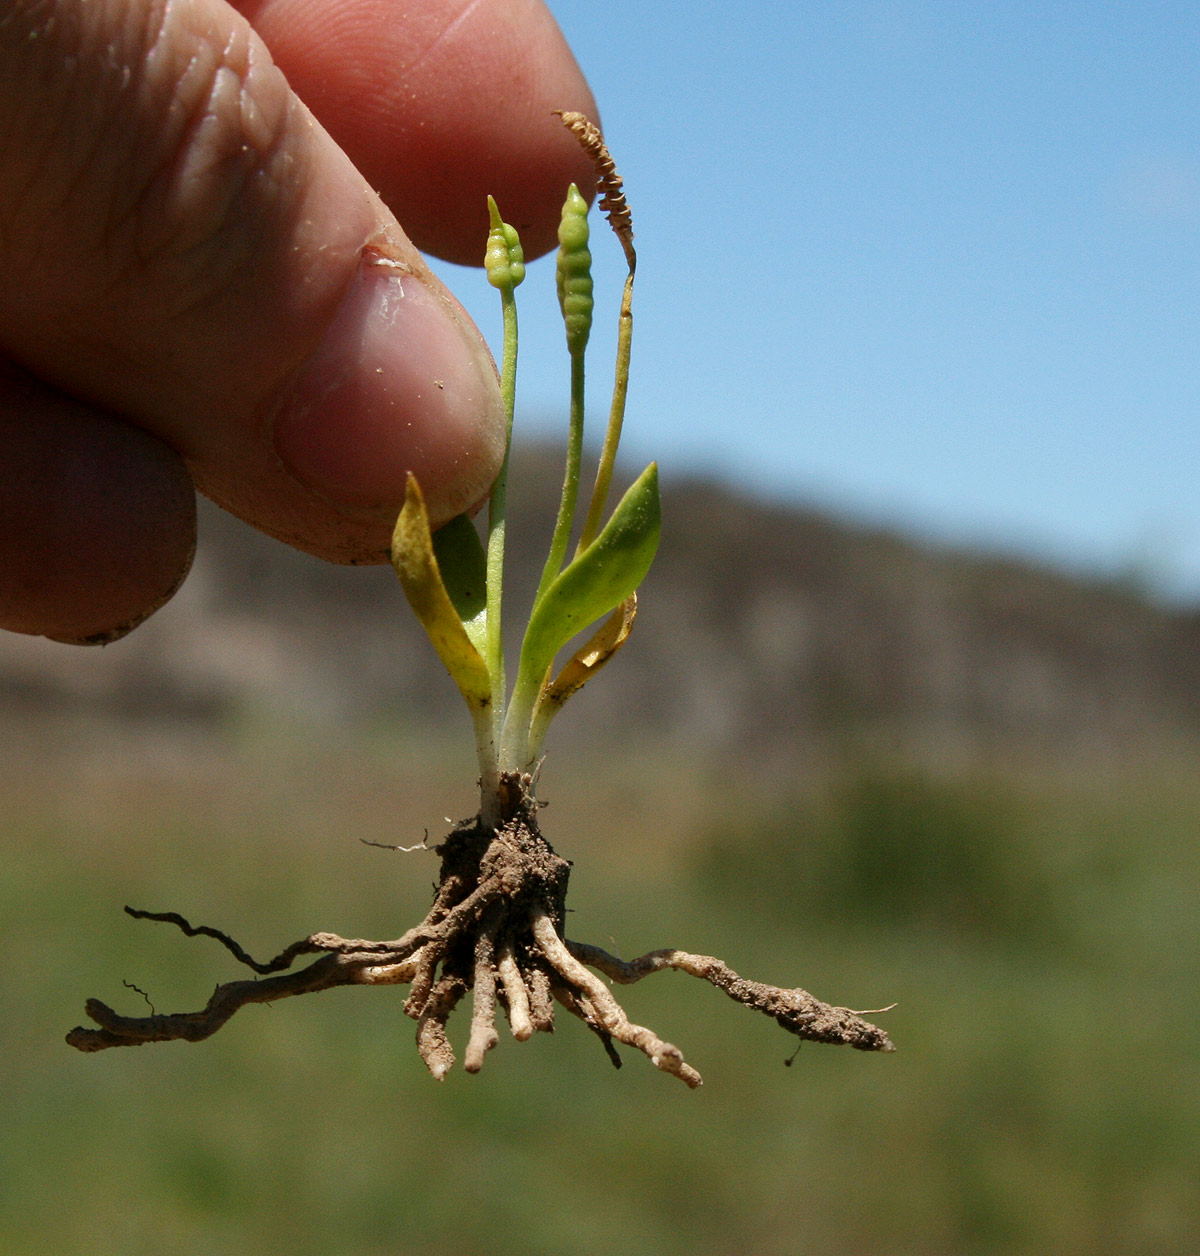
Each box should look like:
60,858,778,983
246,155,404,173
432,513,488,655
517,463,660,690
391,476,492,713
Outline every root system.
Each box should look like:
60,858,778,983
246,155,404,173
67,774,894,1085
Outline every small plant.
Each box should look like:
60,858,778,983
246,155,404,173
67,116,894,1085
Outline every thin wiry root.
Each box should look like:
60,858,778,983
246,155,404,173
552,984,623,1070
67,796,895,1081
532,912,702,1088
122,907,322,974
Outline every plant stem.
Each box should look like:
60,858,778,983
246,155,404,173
576,270,634,554
497,181,596,773
480,289,518,819
534,347,586,604
486,290,518,705
498,673,538,774
502,342,585,773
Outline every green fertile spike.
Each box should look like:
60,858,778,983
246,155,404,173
485,196,525,292
556,184,593,355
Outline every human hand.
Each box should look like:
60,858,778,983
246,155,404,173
0,0,596,643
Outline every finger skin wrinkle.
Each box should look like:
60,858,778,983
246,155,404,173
1,0,298,327
0,1,130,251
128,1,296,308
0,0,396,504
401,0,484,78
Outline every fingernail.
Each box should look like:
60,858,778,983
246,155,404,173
273,254,504,523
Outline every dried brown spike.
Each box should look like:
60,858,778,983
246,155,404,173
555,110,636,272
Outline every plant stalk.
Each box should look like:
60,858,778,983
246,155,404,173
480,284,519,821
577,270,634,554
534,348,587,603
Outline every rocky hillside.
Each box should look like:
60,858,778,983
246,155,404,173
4,445,1199,767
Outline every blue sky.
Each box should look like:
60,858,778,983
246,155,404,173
434,1,1200,599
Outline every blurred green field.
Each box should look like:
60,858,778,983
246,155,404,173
2,718,1198,1255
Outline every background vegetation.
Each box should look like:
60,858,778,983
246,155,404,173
3,472,1199,1254
3,714,1198,1255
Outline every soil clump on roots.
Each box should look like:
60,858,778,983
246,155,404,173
67,774,894,1085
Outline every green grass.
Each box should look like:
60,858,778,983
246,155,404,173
2,721,1198,1254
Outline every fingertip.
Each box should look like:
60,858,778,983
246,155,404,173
240,0,599,263
0,372,197,644
268,248,505,548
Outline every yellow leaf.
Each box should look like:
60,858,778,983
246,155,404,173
527,596,637,755
544,595,636,709
390,475,492,713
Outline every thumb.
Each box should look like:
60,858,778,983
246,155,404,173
0,0,507,639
